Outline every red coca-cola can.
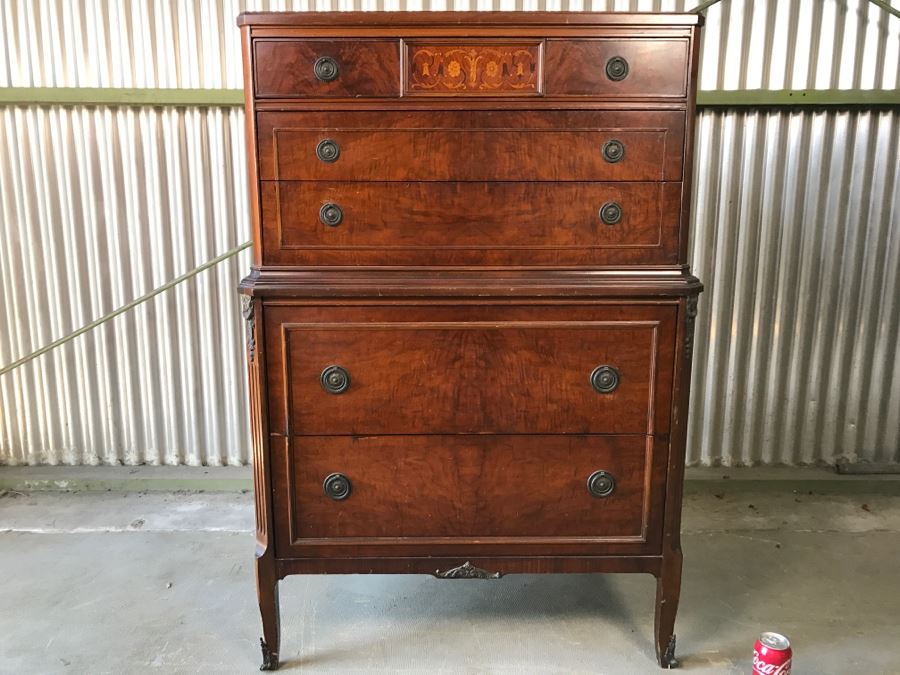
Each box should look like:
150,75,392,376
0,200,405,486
753,632,792,675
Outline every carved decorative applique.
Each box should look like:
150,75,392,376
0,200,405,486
685,296,698,360
407,44,541,95
241,296,256,363
433,561,503,579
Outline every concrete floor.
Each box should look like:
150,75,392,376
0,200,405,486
1,471,899,674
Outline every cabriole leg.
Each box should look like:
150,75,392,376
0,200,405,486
257,556,280,670
654,549,683,669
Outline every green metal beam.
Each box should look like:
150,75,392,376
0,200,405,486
1,86,898,108
0,87,244,107
696,88,900,107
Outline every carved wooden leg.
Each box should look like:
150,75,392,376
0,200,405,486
655,549,683,669
257,555,280,671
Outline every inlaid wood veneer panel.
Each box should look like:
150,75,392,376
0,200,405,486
404,41,542,95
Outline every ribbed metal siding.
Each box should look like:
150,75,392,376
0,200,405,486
689,109,900,466
1,0,898,466
0,106,252,465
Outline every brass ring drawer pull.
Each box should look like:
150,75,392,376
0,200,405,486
587,470,616,498
314,56,339,82
599,202,622,225
319,203,343,226
316,139,340,163
602,139,625,164
323,473,351,500
320,365,350,394
590,365,620,393
605,56,629,81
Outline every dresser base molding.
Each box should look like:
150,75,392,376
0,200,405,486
275,553,666,576
256,552,681,669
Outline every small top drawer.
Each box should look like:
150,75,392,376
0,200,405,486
544,39,689,98
254,39,401,98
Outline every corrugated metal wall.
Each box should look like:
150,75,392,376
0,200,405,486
1,0,898,466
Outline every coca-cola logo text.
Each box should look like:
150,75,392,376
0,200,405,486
752,650,792,675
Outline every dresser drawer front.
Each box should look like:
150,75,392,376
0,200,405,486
276,435,661,546
262,181,681,265
544,39,689,97
258,111,685,182
254,39,401,97
265,304,675,436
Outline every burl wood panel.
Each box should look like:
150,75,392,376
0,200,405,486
544,39,688,97
254,39,400,98
261,181,682,266
288,435,648,539
405,42,541,95
257,110,685,182
264,303,676,436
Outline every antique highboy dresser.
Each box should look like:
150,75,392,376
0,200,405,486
238,11,703,670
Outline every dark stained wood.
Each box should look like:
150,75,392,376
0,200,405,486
277,555,664,577
261,181,682,266
241,25,264,267
241,293,280,668
239,11,703,670
289,435,649,538
237,11,704,27
254,39,400,98
655,547,683,668
270,434,670,559
544,38,689,98
263,302,675,436
259,110,684,182
242,271,703,299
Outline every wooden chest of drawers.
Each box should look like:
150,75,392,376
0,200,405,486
238,11,703,670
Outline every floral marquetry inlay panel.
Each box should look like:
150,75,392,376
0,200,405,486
405,43,542,95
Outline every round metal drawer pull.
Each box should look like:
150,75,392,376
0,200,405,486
587,470,616,498
602,140,625,164
319,202,343,226
599,202,623,225
320,365,350,394
314,56,339,82
323,473,351,500
590,365,620,393
316,139,340,163
605,56,629,81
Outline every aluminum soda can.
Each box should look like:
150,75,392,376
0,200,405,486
752,632,792,675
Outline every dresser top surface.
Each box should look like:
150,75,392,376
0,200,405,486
237,11,703,28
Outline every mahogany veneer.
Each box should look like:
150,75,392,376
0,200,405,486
238,10,703,670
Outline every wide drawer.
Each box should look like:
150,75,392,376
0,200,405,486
276,435,656,545
251,38,689,99
261,181,681,266
544,38,689,97
254,39,401,98
257,111,685,182
264,303,676,436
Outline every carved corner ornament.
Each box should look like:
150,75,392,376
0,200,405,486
434,561,503,579
684,296,699,361
241,296,256,363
